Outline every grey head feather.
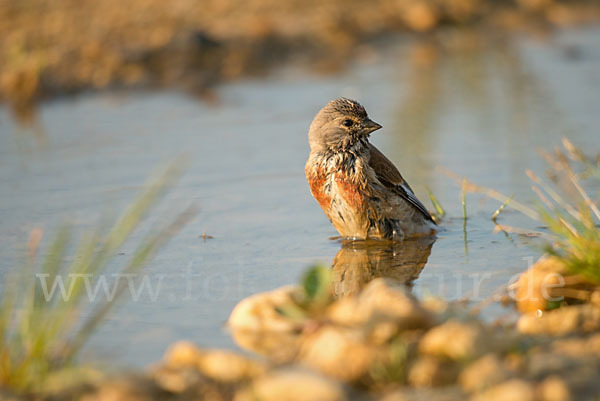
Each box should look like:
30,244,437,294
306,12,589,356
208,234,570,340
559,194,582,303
308,98,378,153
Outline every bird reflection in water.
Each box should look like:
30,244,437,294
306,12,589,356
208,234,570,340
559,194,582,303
331,236,436,297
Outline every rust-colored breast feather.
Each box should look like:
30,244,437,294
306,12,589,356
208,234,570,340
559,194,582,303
307,155,372,238
306,165,331,211
334,173,363,210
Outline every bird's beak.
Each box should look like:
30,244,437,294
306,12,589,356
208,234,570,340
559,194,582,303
363,118,382,134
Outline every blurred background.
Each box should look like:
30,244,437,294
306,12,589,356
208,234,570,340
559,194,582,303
1,0,600,366
2,0,600,118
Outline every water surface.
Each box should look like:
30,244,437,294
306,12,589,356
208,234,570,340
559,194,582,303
1,27,599,366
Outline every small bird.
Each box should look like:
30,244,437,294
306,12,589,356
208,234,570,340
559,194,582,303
305,98,437,240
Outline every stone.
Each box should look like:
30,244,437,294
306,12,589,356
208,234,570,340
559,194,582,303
163,341,203,366
228,285,301,332
459,354,512,393
80,375,164,401
228,285,306,360
298,326,375,382
420,296,449,316
151,365,204,393
517,304,600,335
515,256,568,313
407,356,458,388
419,319,489,360
230,324,300,362
526,352,574,378
537,375,571,401
551,337,589,357
402,2,439,32
557,359,600,398
164,341,265,382
0,390,27,401
234,368,346,401
380,386,465,401
471,379,536,401
368,320,403,345
327,278,431,330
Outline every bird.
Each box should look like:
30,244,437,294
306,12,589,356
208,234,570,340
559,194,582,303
305,98,437,240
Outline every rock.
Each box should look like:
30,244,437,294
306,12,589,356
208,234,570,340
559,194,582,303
444,0,480,22
230,324,300,362
517,304,600,335
537,375,571,401
471,379,536,401
421,296,449,316
419,319,489,360
163,341,265,382
80,375,166,401
402,2,439,32
196,350,265,382
459,354,513,393
408,356,458,387
589,333,600,354
516,0,552,11
556,359,600,398
380,386,465,401
590,290,600,306
36,366,104,399
551,337,588,357
515,256,567,313
369,320,403,345
503,352,526,373
327,278,431,330
552,333,600,357
525,349,600,397
228,285,305,360
234,368,346,401
324,296,361,325
87,371,233,401
229,285,301,332
0,390,26,401
151,366,204,394
163,341,203,366
151,365,205,394
298,326,375,382
526,351,574,378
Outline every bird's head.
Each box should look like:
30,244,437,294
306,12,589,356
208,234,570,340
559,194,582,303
308,98,382,152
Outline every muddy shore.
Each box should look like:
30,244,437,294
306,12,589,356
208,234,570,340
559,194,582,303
2,0,600,118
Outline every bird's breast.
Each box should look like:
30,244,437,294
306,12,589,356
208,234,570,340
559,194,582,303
306,152,372,238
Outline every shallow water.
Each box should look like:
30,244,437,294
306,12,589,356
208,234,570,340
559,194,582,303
1,27,600,366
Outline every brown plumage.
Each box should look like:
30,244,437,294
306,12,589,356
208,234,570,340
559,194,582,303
305,98,437,240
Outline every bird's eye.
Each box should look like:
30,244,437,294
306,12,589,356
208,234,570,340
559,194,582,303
343,119,354,127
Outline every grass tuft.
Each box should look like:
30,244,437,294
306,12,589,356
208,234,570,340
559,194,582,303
528,141,600,284
0,163,194,393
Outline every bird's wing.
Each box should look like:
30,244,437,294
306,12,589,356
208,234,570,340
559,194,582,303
368,143,436,224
